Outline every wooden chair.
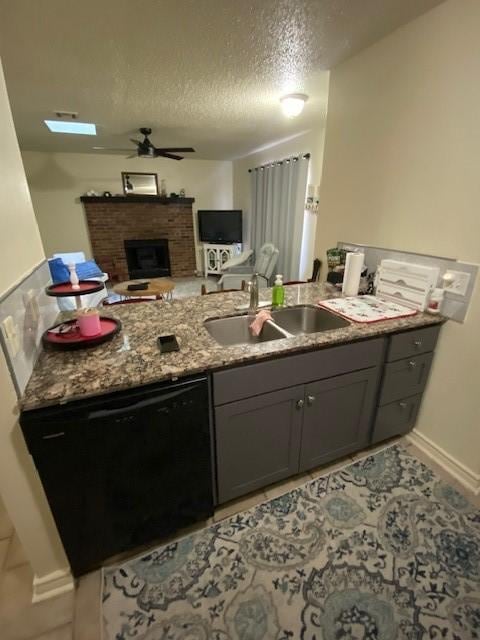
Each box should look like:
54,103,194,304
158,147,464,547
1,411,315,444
201,280,247,295
284,259,322,286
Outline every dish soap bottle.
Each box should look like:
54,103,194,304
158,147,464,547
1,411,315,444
272,274,285,307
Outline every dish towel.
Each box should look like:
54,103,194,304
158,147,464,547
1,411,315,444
249,310,273,336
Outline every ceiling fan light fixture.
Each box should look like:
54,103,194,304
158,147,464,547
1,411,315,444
138,145,155,158
280,94,308,118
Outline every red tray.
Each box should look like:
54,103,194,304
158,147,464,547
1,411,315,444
42,317,121,350
45,280,105,297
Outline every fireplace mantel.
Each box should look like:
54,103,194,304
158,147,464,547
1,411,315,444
80,195,195,205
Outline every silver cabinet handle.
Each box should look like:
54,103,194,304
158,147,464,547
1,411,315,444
408,360,417,369
307,395,316,405
413,339,422,348
296,399,304,410
398,401,408,410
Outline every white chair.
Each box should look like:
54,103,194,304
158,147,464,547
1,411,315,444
51,251,109,310
218,243,279,289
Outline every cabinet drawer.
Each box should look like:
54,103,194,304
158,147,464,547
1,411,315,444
379,353,433,405
213,338,385,406
372,395,422,443
386,325,440,362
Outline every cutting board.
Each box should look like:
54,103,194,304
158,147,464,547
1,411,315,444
318,295,418,323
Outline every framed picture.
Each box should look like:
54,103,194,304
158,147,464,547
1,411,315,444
121,172,159,196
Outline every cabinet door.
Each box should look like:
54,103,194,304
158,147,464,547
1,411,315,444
215,386,304,503
299,369,378,472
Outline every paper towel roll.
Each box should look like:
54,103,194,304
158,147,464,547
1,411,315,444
342,252,364,297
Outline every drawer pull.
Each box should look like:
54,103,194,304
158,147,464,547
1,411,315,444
296,399,304,410
408,360,417,369
307,395,316,406
398,401,408,410
42,432,65,440
412,339,422,348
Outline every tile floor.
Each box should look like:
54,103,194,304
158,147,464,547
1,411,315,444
1,435,478,640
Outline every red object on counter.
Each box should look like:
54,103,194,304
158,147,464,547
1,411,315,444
45,280,105,297
42,317,121,350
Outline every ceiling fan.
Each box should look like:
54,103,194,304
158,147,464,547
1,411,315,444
94,127,195,160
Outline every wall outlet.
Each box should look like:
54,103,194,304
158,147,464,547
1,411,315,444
1,315,20,356
443,270,471,297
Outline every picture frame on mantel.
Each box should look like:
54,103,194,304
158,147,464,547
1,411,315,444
121,172,159,196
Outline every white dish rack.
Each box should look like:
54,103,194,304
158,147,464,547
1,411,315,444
375,259,439,311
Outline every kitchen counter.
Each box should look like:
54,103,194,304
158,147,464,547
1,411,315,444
21,283,444,411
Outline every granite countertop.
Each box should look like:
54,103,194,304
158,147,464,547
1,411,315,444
21,283,444,411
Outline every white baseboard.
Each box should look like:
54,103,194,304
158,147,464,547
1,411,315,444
407,429,480,495
32,568,75,603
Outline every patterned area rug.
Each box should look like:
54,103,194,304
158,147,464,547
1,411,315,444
102,445,480,639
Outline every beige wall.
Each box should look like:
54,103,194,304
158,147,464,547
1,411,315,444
0,59,70,583
315,0,480,476
233,125,328,279
22,151,233,271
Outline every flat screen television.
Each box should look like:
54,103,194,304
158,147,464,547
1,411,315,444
198,210,242,244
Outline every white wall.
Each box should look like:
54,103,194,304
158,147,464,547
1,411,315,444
22,151,233,272
232,124,328,279
0,58,71,590
315,0,480,479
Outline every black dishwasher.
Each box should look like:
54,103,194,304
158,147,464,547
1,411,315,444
20,375,214,576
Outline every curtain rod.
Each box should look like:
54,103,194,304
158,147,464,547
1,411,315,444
248,152,310,172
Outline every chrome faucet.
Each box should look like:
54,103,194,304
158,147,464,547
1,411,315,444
248,273,259,313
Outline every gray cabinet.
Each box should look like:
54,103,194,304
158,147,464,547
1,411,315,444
299,369,379,472
213,340,385,503
372,324,440,444
213,325,441,504
215,386,304,503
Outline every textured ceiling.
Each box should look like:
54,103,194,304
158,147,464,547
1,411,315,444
0,0,444,160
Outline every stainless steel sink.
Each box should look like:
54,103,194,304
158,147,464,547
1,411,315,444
204,314,286,346
204,305,349,346
271,305,350,335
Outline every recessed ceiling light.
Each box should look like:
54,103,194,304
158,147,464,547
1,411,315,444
44,120,96,135
280,94,308,118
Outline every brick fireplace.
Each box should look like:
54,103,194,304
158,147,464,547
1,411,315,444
80,195,196,281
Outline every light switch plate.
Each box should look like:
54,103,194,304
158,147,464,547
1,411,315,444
1,315,20,356
443,270,471,297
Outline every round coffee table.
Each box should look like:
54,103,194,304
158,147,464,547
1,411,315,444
113,278,175,300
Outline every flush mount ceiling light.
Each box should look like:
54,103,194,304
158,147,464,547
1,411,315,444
280,93,308,118
44,120,96,135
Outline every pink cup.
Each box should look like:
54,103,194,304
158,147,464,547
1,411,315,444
77,309,102,337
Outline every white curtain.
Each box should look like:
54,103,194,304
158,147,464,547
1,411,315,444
250,155,309,280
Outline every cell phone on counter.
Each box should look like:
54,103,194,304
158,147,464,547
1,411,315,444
157,334,180,353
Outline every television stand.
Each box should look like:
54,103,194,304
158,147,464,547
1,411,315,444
203,243,242,276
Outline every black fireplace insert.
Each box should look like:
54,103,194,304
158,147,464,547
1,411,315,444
124,239,171,279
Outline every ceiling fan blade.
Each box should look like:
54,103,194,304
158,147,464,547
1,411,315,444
157,151,183,160
129,138,142,146
125,153,138,159
156,147,195,153
93,147,135,152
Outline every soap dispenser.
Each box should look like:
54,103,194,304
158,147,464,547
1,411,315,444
272,274,285,307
